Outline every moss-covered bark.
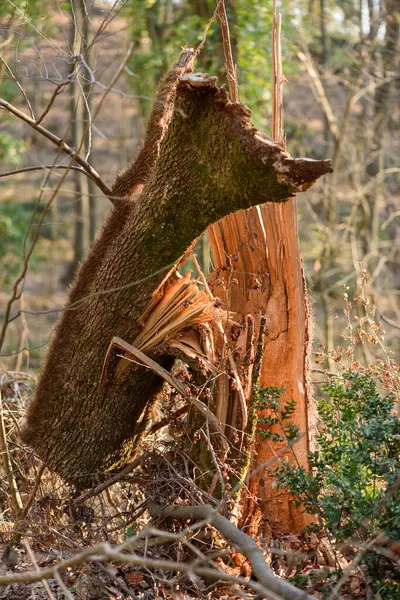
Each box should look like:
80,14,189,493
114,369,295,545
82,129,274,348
22,73,330,486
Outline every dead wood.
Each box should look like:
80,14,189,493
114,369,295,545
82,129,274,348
148,502,317,600
21,57,331,486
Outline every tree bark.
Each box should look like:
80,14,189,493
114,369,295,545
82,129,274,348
21,65,330,487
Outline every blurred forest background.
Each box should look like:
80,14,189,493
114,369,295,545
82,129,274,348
0,0,399,375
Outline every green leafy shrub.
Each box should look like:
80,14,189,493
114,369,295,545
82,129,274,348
254,384,300,443
272,371,400,597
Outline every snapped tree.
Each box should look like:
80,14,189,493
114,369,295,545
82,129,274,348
21,50,331,528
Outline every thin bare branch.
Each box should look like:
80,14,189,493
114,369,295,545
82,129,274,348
35,80,70,125
0,147,77,352
217,0,239,102
0,96,113,200
0,53,35,118
0,164,92,179
148,503,317,600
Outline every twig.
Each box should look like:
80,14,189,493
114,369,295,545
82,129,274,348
35,80,70,125
217,0,239,102
23,538,56,600
88,43,134,139
0,164,94,179
53,568,74,600
149,405,189,434
148,503,317,600
311,368,338,378
194,3,219,58
1,262,176,333
326,535,381,600
201,424,226,498
0,54,35,118
0,146,79,352
71,453,148,506
17,463,46,521
379,312,400,331
0,97,113,200
14,293,29,372
93,561,135,598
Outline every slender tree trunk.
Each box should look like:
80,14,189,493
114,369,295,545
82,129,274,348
363,0,399,271
81,2,97,243
22,62,330,487
319,0,327,65
64,0,91,283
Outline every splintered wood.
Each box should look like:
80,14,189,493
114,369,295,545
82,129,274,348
114,271,230,381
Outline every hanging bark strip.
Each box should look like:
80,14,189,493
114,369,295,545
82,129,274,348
21,53,330,486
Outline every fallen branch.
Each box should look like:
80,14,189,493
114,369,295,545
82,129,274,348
0,521,317,600
148,502,317,600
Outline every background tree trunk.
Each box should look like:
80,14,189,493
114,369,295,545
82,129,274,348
64,0,91,284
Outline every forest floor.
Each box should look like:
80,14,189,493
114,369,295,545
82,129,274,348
0,373,370,600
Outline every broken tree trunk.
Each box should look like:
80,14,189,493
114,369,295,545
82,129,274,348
208,200,317,532
21,54,330,486
196,6,317,536
207,199,316,537
248,201,316,537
